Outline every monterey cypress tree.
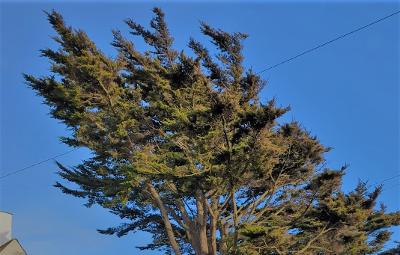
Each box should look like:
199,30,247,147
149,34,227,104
25,8,399,255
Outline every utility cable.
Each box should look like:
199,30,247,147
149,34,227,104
257,10,400,73
0,148,77,180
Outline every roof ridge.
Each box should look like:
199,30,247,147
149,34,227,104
0,239,26,254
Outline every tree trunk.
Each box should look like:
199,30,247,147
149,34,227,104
196,191,209,254
146,182,182,255
231,190,239,254
209,197,218,255
210,212,217,255
219,221,228,255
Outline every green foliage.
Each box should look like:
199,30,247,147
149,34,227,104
25,8,399,255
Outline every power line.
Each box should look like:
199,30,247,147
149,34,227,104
0,148,77,180
367,174,400,189
257,10,400,74
378,174,400,185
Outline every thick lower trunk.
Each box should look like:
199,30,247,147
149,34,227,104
196,191,209,255
209,198,218,255
146,182,182,255
187,222,201,255
175,202,202,254
209,212,217,254
219,222,228,255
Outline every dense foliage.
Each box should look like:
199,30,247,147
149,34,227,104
25,8,399,255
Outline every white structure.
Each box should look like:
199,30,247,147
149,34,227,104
0,212,26,255
0,212,12,246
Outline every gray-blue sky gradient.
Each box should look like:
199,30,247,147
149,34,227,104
1,2,399,254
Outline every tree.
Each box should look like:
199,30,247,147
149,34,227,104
25,8,399,255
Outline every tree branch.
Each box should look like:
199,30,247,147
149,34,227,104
145,181,182,255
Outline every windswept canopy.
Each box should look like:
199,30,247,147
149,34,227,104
25,8,399,255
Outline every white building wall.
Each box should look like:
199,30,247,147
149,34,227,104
0,212,12,246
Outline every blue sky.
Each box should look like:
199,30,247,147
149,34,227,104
0,1,399,254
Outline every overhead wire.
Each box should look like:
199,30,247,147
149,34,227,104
257,10,400,73
0,149,77,180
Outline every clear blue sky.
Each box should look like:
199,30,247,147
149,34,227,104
1,1,399,254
